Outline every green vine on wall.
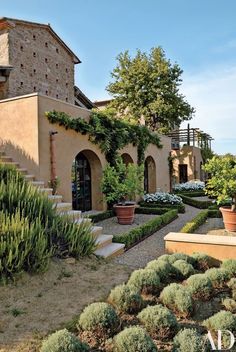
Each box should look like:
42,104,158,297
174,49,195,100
45,109,162,165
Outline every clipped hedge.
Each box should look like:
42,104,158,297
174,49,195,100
174,191,206,197
113,209,178,248
180,210,209,233
135,207,169,215
139,201,185,213
180,195,212,209
88,210,115,223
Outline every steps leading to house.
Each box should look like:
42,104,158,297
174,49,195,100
0,151,124,259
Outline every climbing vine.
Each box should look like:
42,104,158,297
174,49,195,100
46,109,162,165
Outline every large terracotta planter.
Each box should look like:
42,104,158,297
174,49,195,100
220,207,236,232
114,204,136,225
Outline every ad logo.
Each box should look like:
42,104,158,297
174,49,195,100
207,330,235,350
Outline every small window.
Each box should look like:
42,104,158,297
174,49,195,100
20,64,24,69
45,74,48,79
56,94,59,99
56,63,59,68
45,90,48,96
56,78,59,83
65,68,68,73
20,82,23,86
33,34,36,40
33,86,37,92
45,42,48,47
45,58,48,63
56,48,59,53
20,45,24,51
33,52,36,57
66,97,68,102
33,69,36,74
66,82,68,87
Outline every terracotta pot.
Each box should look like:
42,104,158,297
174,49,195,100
220,207,236,232
114,204,136,225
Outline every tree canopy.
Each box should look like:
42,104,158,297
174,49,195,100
107,47,195,132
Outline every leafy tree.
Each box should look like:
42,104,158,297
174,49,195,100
107,47,194,131
204,155,236,211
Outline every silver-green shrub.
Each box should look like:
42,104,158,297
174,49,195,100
186,274,212,300
221,259,236,276
173,328,206,352
168,253,196,266
222,298,236,313
191,252,218,271
107,284,143,313
137,304,178,339
78,302,119,338
113,326,157,352
127,268,161,294
172,259,195,279
40,329,89,352
160,283,193,316
146,259,173,282
205,268,230,288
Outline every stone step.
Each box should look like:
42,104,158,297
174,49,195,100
38,188,53,196
0,161,19,167
17,168,28,175
25,174,35,181
60,210,82,220
31,181,45,188
54,202,72,213
0,156,12,162
95,234,113,249
91,226,103,237
94,242,125,259
74,217,92,225
48,195,63,204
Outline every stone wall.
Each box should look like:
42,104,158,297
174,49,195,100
5,23,75,103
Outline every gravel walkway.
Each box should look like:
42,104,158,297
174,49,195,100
113,205,201,268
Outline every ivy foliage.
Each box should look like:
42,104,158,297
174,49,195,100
46,109,162,165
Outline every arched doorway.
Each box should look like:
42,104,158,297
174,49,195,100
144,156,156,193
121,153,134,166
72,150,103,211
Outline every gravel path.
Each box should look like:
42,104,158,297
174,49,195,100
97,214,157,236
113,205,201,268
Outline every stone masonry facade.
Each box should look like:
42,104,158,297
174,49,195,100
0,18,79,103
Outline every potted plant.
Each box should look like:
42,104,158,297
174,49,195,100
101,158,144,224
204,155,236,232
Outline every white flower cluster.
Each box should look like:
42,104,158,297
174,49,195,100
173,181,205,192
143,192,183,205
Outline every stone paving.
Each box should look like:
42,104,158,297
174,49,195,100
113,204,201,268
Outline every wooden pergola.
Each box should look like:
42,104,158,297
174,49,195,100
167,124,214,150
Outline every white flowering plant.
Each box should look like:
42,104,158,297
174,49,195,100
143,192,183,205
173,181,205,192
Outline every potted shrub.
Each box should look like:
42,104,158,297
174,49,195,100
101,158,144,224
204,155,236,231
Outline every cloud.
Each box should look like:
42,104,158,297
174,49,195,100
181,65,236,154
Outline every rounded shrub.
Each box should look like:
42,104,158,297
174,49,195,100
40,329,89,352
156,254,171,263
203,310,236,348
173,328,205,352
186,274,212,300
222,298,236,313
137,304,178,339
146,260,173,282
78,302,119,338
113,326,157,352
227,278,236,299
160,283,193,316
205,268,230,288
221,259,236,276
190,252,217,271
107,284,143,314
168,253,195,266
127,269,161,294
172,259,195,279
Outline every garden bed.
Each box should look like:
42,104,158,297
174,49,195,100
39,253,236,352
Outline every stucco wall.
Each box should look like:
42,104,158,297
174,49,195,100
172,145,203,182
0,94,172,209
0,30,9,65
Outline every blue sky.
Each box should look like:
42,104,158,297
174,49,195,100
1,0,236,154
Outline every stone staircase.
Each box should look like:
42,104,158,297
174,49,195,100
0,151,125,259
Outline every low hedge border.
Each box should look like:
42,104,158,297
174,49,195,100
180,195,212,209
174,191,205,197
88,207,169,223
139,201,185,213
113,209,178,249
180,209,222,233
